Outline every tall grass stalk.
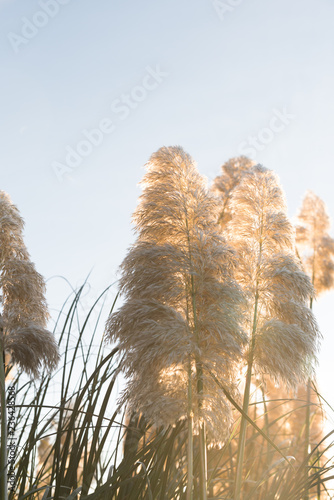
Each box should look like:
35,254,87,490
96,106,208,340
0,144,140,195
234,284,260,500
223,166,320,500
0,191,59,500
106,146,246,500
186,360,193,500
296,191,334,499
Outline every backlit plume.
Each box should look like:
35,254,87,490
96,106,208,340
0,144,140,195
296,190,334,295
226,166,320,386
106,146,246,439
212,156,255,228
227,166,321,500
0,191,59,377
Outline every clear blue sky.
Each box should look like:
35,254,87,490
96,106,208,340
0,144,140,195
1,0,334,411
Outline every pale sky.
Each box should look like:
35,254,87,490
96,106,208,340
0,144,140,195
1,0,334,413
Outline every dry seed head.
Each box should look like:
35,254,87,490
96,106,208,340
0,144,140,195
134,146,220,243
228,166,293,250
255,320,315,386
0,191,59,377
296,190,334,295
106,146,246,438
212,156,255,227
224,167,320,386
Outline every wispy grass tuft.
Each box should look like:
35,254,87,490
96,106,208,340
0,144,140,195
7,281,121,499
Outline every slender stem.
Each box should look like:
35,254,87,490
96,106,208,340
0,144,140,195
185,215,207,500
199,420,207,500
234,200,265,500
196,360,207,500
303,296,313,500
260,386,270,499
187,359,194,500
234,292,259,500
192,295,207,500
0,347,8,500
303,379,311,500
316,449,321,500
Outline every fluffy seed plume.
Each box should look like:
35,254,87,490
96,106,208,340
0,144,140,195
296,191,334,295
226,166,320,386
106,146,246,440
0,191,59,377
212,156,255,228
228,166,321,500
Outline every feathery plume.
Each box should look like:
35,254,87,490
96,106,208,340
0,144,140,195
0,191,59,500
226,166,320,386
224,166,320,500
0,191,59,377
107,147,246,432
106,146,246,498
212,156,254,227
296,190,334,296
295,191,332,498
